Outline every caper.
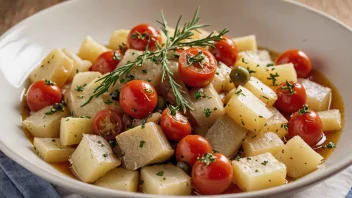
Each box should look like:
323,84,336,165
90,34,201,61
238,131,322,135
230,66,250,85
156,96,166,110
176,161,191,175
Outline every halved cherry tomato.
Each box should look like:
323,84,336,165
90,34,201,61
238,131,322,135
160,106,191,141
120,80,158,119
275,81,307,113
275,49,312,78
90,50,123,74
127,24,162,51
287,105,323,146
209,36,238,67
178,47,217,87
176,135,212,166
92,109,123,140
192,153,233,195
26,79,62,112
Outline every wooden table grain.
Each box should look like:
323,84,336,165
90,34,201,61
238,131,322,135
0,0,352,34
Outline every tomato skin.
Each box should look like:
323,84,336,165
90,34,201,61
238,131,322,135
91,50,123,74
92,109,123,140
192,153,233,195
119,80,158,119
160,108,191,141
127,24,162,51
176,135,212,166
275,49,312,78
178,48,217,87
26,80,62,112
275,81,307,113
209,36,238,67
287,109,323,146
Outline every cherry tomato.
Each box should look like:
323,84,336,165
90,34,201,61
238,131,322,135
26,79,62,112
160,106,191,141
90,50,123,74
275,49,312,78
192,153,233,195
178,47,217,87
209,36,238,67
176,135,212,166
287,105,323,146
120,80,158,119
92,109,123,140
275,81,307,113
127,24,162,51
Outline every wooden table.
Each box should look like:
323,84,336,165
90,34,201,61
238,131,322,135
1,0,352,35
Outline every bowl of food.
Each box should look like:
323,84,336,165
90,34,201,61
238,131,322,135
0,0,350,197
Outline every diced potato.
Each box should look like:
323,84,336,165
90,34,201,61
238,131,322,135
23,105,70,138
235,53,267,81
260,107,288,138
232,153,286,192
318,109,342,131
131,112,162,128
218,62,235,91
95,168,139,192
193,124,210,137
205,115,247,157
242,132,284,157
262,63,297,91
225,86,272,133
233,35,257,52
108,29,130,49
70,71,102,93
30,49,74,87
189,84,225,126
33,138,74,163
275,136,323,178
222,88,237,104
62,48,92,82
299,78,332,111
116,123,174,170
257,50,274,66
244,76,277,106
141,164,191,195
69,134,121,183
211,69,226,93
77,36,109,63
60,117,93,146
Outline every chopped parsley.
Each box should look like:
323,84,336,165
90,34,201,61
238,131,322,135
261,161,268,166
142,69,148,74
267,63,274,67
198,153,216,166
104,100,113,104
75,84,86,92
102,153,108,157
322,142,336,149
261,95,269,100
235,89,245,96
267,72,279,86
139,140,146,148
242,57,248,64
235,156,241,161
186,51,205,67
195,89,211,100
246,67,256,74
156,171,164,176
203,108,211,118
44,102,65,117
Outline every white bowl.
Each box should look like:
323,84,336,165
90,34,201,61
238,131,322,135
0,0,350,197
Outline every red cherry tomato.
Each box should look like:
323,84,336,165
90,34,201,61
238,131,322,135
90,50,123,74
92,109,123,140
287,105,323,146
275,49,312,78
26,79,62,112
178,47,217,87
127,24,162,51
275,81,307,113
209,36,238,67
192,153,233,195
176,135,212,166
120,80,158,119
160,106,191,141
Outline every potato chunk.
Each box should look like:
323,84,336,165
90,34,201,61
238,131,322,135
108,29,130,49
62,48,92,82
141,164,191,195
205,115,247,157
30,49,74,87
244,77,277,106
232,35,257,52
235,53,267,81
189,84,225,126
242,132,284,157
77,36,109,63
69,134,121,183
275,136,323,178
232,153,286,192
225,86,272,133
260,107,288,138
299,78,332,111
33,138,74,163
95,168,139,192
262,63,297,90
217,62,235,91
23,105,69,138
116,122,174,170
60,117,93,146
318,109,342,131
